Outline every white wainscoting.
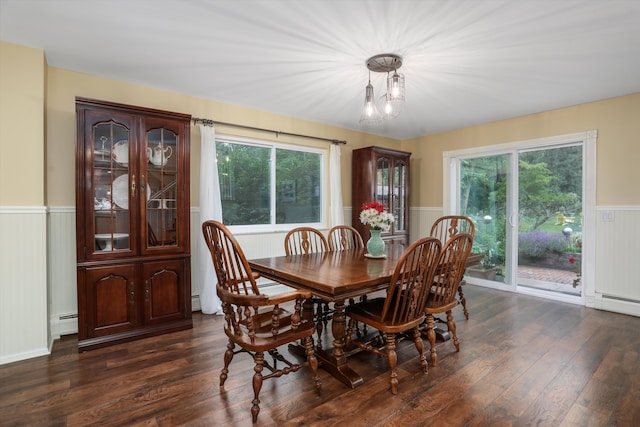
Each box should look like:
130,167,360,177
409,207,445,243
0,207,49,365
48,207,78,337
594,206,640,316
44,205,640,343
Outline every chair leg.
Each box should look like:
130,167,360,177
447,310,460,352
251,351,265,423
385,333,399,394
412,327,428,374
220,339,235,388
426,313,438,366
458,280,469,319
304,336,322,391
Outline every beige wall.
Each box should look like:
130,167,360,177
0,41,45,205
403,93,640,207
45,66,397,209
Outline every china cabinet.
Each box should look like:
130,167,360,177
352,146,411,245
75,97,192,351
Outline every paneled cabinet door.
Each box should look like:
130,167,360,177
80,264,139,340
80,109,139,260
141,259,189,325
140,116,189,255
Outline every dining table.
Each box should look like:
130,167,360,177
249,244,407,388
248,245,483,388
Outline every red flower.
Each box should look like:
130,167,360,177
362,201,386,213
568,256,577,264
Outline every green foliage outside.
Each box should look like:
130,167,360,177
216,141,321,226
460,145,582,269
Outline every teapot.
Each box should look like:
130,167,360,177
147,143,173,166
111,140,129,165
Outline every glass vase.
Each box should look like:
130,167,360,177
366,228,385,257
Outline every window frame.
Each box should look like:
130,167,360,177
215,134,327,234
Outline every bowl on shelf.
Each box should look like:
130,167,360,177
95,233,129,251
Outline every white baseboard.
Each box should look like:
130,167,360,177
594,293,640,317
0,347,49,365
53,297,203,338
191,295,201,312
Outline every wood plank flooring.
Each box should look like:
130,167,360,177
2,285,640,426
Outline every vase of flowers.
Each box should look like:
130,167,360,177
359,201,395,257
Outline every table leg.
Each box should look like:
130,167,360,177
314,300,364,388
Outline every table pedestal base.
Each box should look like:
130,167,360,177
289,344,364,388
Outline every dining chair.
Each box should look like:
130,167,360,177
284,226,332,348
327,225,365,251
344,237,442,394
423,232,474,367
202,220,321,423
429,215,475,319
284,227,329,255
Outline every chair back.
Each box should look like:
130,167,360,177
284,227,329,255
202,220,261,297
328,225,365,251
429,215,475,245
429,233,474,309
380,237,442,325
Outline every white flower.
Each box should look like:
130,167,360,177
359,202,395,232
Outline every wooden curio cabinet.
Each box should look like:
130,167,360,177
75,98,192,351
352,146,411,245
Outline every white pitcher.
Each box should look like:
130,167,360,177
112,140,129,165
147,143,172,166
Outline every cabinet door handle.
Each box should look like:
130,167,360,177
145,280,150,302
131,174,136,198
129,282,135,304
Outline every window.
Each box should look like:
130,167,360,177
216,137,324,230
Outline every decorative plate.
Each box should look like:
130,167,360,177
364,253,387,259
112,140,129,165
112,174,150,209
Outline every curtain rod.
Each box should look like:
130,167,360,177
192,117,347,145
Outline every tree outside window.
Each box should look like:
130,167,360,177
216,139,323,227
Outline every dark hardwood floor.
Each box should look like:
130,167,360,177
2,285,640,426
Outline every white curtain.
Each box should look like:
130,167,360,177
329,143,345,226
198,124,223,314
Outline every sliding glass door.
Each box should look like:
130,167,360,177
447,132,593,304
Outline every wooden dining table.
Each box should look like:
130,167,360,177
248,245,483,388
249,245,407,388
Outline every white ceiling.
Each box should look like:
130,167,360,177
2,0,640,140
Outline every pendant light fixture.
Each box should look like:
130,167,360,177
359,69,382,125
359,53,405,124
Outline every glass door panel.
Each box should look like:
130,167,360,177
145,128,178,248
517,145,582,296
393,160,407,233
375,156,390,208
92,121,130,252
460,154,510,286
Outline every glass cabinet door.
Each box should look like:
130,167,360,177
144,127,178,250
92,121,131,253
393,159,408,234
376,156,391,209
